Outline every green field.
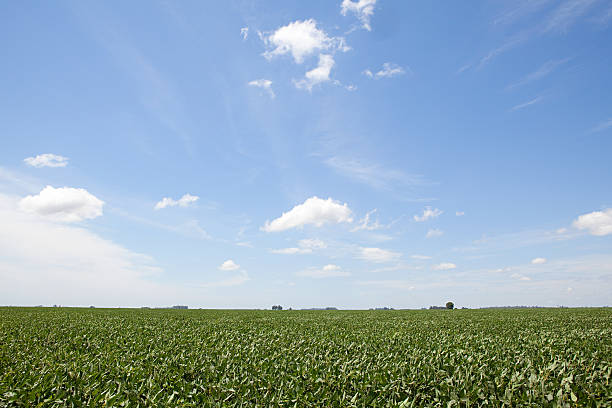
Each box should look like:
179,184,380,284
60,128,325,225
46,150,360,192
1,308,611,407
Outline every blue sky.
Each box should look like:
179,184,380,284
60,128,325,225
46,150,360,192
1,0,611,308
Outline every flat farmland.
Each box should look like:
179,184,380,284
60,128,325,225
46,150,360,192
1,308,610,407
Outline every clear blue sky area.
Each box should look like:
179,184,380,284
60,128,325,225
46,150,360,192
1,0,611,308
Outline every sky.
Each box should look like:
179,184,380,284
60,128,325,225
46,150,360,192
1,0,611,309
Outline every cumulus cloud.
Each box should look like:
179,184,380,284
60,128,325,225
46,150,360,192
294,54,335,91
262,19,348,64
296,264,350,278
19,186,104,222
154,194,199,210
363,63,406,79
24,153,68,168
432,262,456,271
248,79,275,98
341,0,377,31
414,207,443,222
358,247,401,263
240,27,249,40
426,228,443,238
262,196,353,232
456,211,465,216
219,259,240,271
531,257,547,265
511,273,531,281
573,208,612,236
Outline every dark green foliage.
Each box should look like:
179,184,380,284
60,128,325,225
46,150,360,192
446,302,454,310
1,307,611,407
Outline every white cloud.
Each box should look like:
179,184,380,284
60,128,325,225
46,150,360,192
0,194,167,307
248,79,275,98
414,207,443,222
426,228,443,238
219,259,240,271
456,211,465,216
506,58,570,90
511,96,544,111
262,196,353,232
154,194,199,210
591,118,612,133
24,153,68,168
351,209,382,231
511,273,532,281
299,238,326,249
544,0,599,33
358,247,401,263
19,186,104,223
294,54,335,91
296,264,350,278
271,247,311,255
271,238,326,255
262,19,348,64
363,62,406,79
573,208,612,236
324,156,427,192
531,257,547,265
341,0,377,31
411,254,432,260
432,262,456,271
240,27,249,40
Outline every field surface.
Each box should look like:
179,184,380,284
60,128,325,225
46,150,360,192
1,307,611,407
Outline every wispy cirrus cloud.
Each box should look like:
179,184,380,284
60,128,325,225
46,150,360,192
511,96,544,111
324,156,428,192
464,0,601,71
543,0,600,33
506,58,570,90
590,118,612,133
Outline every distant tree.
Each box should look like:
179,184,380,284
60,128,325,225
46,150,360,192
446,301,454,310
272,305,283,310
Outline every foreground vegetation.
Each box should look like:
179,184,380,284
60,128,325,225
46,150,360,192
1,307,610,407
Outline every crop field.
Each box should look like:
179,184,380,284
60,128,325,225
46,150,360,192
0,308,611,407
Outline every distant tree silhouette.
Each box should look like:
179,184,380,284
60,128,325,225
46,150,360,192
272,305,283,310
446,301,454,310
